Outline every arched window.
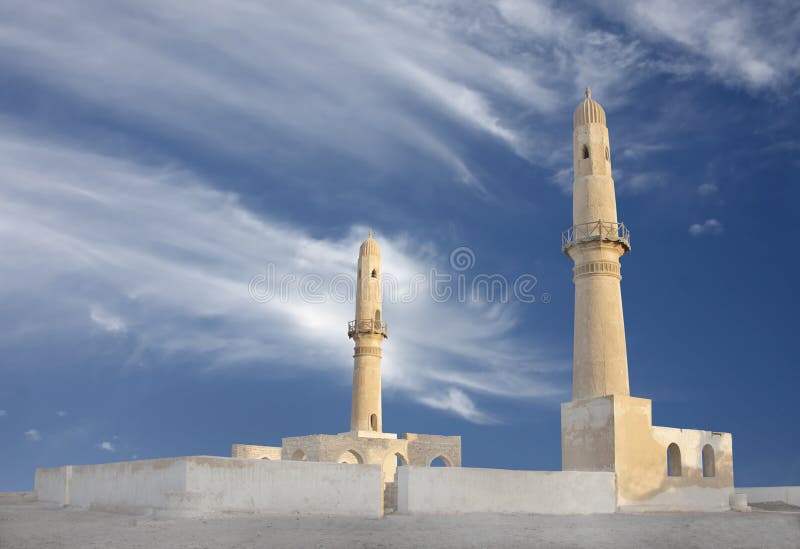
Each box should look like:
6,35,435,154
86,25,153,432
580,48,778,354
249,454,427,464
337,449,364,464
582,144,590,159
370,413,378,431
702,444,716,477
291,449,307,461
429,455,452,467
605,146,610,161
374,309,381,322
371,269,378,278
667,443,682,477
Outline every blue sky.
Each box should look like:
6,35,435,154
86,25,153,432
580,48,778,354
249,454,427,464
1,1,798,491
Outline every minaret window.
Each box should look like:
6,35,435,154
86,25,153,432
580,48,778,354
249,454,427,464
374,310,381,322
582,144,589,159
370,414,377,431
371,269,378,278
605,146,610,161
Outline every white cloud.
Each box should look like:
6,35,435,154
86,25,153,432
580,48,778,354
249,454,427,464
99,441,115,452
551,168,573,194
495,0,650,104
620,172,668,194
0,410,6,417
0,133,566,423
418,388,497,425
90,306,126,333
698,183,719,195
24,429,42,442
0,0,785,218
597,0,799,89
0,1,569,192
689,219,724,237
56,410,68,417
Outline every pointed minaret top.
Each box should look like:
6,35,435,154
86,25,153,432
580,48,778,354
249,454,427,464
360,228,381,257
574,86,606,127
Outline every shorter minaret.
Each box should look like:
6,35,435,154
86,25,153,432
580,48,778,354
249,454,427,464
348,230,388,433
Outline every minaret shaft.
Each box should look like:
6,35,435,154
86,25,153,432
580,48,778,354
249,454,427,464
566,89,630,401
349,232,386,432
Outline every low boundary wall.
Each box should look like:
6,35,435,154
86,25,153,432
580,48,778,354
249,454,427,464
397,467,616,514
738,486,800,506
35,456,382,517
34,466,72,505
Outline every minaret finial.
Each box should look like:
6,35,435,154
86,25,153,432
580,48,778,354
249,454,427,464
369,228,373,238
585,86,591,99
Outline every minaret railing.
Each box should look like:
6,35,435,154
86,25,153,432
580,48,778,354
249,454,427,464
348,319,388,339
562,220,630,252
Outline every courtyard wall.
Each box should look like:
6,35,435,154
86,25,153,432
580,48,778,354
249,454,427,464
397,466,616,514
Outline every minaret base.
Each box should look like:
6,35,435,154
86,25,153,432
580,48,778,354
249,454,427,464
562,395,734,511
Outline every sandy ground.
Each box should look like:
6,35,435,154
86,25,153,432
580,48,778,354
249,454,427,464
1,493,798,549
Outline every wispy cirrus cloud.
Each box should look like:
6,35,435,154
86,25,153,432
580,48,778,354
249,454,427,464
0,1,564,194
0,133,566,423
0,1,793,205
597,0,800,89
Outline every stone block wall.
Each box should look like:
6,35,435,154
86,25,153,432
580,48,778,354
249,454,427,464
403,433,461,467
231,444,282,460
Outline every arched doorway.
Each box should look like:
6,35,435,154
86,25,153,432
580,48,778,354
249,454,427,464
429,455,451,467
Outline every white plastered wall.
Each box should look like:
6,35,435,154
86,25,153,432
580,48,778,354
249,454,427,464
397,466,616,515
35,456,383,517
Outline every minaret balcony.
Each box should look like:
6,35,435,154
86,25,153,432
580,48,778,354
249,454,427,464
562,220,631,253
348,319,388,339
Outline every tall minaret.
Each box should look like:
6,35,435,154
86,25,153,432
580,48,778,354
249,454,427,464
348,230,388,433
564,88,631,400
